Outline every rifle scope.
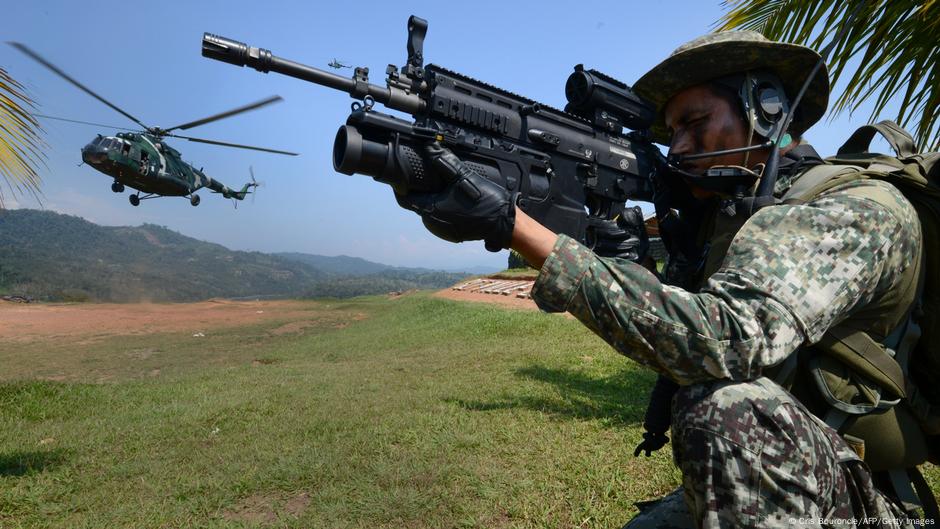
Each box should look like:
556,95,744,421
565,65,654,131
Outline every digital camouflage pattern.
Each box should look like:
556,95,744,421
622,379,914,528
530,178,922,527
531,179,920,385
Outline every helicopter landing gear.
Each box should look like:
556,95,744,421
111,181,125,193
129,194,140,206
190,194,201,207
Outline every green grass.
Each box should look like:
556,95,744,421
0,294,935,527
490,269,539,280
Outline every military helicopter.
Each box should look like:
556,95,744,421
10,42,298,207
327,58,351,69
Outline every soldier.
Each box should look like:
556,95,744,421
397,32,923,527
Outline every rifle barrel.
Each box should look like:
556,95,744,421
202,33,423,113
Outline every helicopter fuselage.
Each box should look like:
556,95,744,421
81,132,243,198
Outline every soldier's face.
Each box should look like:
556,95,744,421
664,84,762,198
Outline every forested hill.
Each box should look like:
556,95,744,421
0,209,474,302
274,253,499,276
275,252,394,275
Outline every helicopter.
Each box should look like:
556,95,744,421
10,42,298,207
327,58,351,69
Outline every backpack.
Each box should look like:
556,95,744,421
778,121,939,514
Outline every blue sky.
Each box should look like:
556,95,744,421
3,0,897,270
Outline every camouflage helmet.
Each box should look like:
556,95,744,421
632,31,830,145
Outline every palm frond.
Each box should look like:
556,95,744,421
0,67,45,207
717,0,939,151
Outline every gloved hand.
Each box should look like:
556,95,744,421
633,430,670,457
592,206,649,262
633,375,678,457
395,142,517,252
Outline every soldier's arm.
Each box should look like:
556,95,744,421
510,209,558,269
526,180,920,385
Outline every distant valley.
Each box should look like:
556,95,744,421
0,209,489,302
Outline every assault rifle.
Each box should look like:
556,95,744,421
202,15,664,247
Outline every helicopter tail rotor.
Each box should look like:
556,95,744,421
231,167,261,202
249,166,264,203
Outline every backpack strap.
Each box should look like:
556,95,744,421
911,466,940,521
889,468,926,512
780,163,866,205
838,120,918,158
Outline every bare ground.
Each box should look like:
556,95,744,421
0,287,538,345
0,298,319,343
0,298,365,382
0,291,539,382
221,491,311,524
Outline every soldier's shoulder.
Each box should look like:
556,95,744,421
816,176,905,199
813,177,917,226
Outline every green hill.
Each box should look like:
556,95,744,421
275,252,500,276
275,252,394,275
0,209,471,302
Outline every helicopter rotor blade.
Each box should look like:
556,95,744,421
33,113,140,132
249,166,259,203
160,95,283,134
167,133,298,156
9,42,150,131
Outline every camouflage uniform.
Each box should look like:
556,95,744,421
530,177,921,527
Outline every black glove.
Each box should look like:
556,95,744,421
633,375,679,457
395,143,517,252
633,431,670,457
592,206,649,262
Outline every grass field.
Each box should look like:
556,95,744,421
0,293,936,528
